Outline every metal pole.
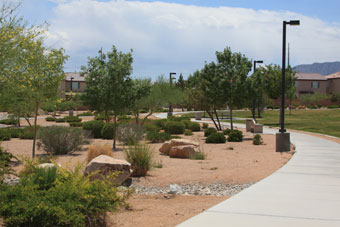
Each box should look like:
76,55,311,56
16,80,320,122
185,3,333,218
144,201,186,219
280,21,287,133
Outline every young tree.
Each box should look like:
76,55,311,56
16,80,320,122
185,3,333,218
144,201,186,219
130,78,152,125
215,47,252,130
82,46,134,150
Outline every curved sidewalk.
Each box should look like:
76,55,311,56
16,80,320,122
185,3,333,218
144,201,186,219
178,123,340,227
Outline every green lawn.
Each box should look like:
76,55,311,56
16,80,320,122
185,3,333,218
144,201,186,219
184,109,340,138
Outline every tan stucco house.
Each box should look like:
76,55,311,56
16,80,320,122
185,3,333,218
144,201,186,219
325,72,340,94
58,72,87,98
295,73,328,96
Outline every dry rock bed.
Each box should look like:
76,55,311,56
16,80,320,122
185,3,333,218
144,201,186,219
2,122,293,227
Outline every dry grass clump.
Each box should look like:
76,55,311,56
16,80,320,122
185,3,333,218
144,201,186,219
87,144,114,163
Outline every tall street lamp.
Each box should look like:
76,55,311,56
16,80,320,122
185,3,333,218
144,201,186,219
69,76,74,116
168,72,176,117
276,20,300,152
253,60,263,72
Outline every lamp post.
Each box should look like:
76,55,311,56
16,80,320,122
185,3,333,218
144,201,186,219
69,76,74,116
276,20,300,152
253,60,263,73
168,72,176,117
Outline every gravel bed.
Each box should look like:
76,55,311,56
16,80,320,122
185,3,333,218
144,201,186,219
129,182,253,196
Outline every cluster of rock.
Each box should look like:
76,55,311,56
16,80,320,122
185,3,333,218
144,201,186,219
159,139,200,159
130,182,253,196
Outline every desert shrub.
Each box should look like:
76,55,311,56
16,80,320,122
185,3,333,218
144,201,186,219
63,116,82,123
253,134,263,145
143,123,160,133
124,143,153,177
37,126,85,155
77,111,93,116
227,130,244,142
19,126,37,140
41,102,56,113
190,151,206,160
204,127,217,137
82,120,105,138
168,116,190,122
69,122,83,127
0,129,11,141
0,119,16,125
154,160,163,168
327,105,339,109
146,131,171,143
153,119,168,130
8,128,24,138
101,123,115,139
184,129,193,136
202,123,209,129
45,117,56,122
0,164,129,227
86,144,113,164
94,113,106,121
0,147,17,181
55,118,66,123
117,124,143,145
139,109,148,113
181,120,191,129
164,121,185,134
118,115,132,122
206,132,226,143
223,128,231,136
189,122,201,132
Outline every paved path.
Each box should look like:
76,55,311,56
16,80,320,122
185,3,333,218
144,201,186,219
177,121,340,226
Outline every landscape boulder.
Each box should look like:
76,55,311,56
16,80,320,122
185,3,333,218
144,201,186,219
169,145,199,159
84,155,132,185
159,139,199,155
38,163,61,169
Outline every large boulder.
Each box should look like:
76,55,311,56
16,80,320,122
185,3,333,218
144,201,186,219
169,145,199,159
84,155,132,185
159,139,199,155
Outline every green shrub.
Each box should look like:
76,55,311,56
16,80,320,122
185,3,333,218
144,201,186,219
0,119,17,125
124,143,153,177
63,116,82,123
69,122,83,127
189,122,201,132
181,120,191,129
327,105,339,109
204,127,217,137
101,123,115,140
223,128,231,136
19,126,37,140
139,109,148,113
37,126,85,155
45,117,56,122
77,111,93,116
117,124,143,145
56,100,73,111
190,151,206,160
94,114,106,121
0,129,11,141
0,164,129,227
143,124,160,133
146,131,171,143
202,123,209,129
253,134,263,145
82,120,105,139
41,102,56,112
206,132,226,143
8,128,24,138
1,147,17,181
227,130,244,142
184,129,193,136
168,116,190,122
118,115,132,122
153,119,168,130
55,118,66,123
164,121,185,134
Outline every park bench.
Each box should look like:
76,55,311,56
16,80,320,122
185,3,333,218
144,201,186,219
246,118,263,133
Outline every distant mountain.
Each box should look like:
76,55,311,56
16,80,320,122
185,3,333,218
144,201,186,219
293,61,340,76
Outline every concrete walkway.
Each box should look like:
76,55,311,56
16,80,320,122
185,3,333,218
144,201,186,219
178,122,340,226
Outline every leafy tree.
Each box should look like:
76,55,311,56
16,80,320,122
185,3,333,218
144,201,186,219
215,47,252,130
82,46,134,150
0,2,68,158
176,73,186,91
130,78,152,125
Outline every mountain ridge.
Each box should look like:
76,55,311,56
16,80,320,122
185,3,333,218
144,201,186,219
293,61,340,76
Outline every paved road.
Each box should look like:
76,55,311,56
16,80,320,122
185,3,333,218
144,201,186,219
177,121,340,226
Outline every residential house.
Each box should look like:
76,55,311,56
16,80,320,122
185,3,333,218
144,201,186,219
325,72,340,94
295,73,328,96
58,72,87,98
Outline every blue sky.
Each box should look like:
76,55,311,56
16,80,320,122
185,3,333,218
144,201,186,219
18,0,340,78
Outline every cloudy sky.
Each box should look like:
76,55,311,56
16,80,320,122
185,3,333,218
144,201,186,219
18,0,340,79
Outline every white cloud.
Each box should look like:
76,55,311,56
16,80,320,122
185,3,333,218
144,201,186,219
45,0,340,78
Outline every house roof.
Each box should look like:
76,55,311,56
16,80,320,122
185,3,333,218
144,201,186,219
65,72,86,82
325,72,340,79
295,73,327,81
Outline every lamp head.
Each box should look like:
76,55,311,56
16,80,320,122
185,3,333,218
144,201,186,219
288,20,300,26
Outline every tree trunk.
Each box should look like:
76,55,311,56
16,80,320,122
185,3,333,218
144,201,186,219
213,108,222,131
252,100,256,121
25,117,31,127
141,111,153,126
113,114,117,151
32,101,39,158
206,109,219,130
230,107,234,131
134,111,139,125
105,110,110,123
